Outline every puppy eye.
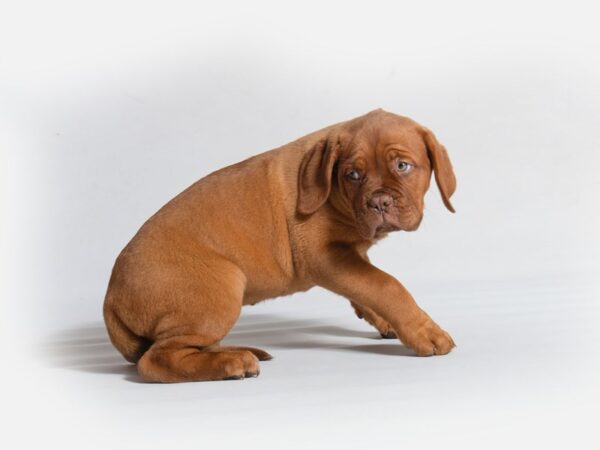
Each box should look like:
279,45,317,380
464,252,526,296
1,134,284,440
397,161,413,173
346,170,361,181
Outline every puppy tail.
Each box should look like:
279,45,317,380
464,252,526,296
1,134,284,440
103,302,151,364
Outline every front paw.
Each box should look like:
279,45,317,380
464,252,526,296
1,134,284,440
399,319,456,356
352,301,397,339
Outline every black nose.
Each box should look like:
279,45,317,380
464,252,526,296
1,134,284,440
367,193,393,214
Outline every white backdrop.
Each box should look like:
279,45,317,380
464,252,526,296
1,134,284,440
2,1,599,449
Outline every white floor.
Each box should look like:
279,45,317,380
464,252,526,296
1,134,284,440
14,274,599,450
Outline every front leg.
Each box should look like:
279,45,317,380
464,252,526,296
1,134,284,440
351,302,397,339
318,245,455,356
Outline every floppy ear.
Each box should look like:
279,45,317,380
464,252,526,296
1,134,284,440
422,127,457,213
297,137,340,215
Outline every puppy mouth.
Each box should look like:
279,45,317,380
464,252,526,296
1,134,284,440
373,217,401,236
355,196,411,238
364,212,402,237
357,205,423,238
376,222,400,232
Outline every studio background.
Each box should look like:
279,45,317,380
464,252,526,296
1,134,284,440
2,1,599,449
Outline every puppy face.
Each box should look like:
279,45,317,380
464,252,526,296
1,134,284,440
297,110,456,239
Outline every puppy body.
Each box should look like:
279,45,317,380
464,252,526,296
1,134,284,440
104,110,457,382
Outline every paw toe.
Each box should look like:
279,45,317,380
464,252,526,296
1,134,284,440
380,330,398,339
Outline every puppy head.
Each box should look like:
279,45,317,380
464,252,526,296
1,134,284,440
297,109,456,239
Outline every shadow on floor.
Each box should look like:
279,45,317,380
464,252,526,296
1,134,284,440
41,313,413,381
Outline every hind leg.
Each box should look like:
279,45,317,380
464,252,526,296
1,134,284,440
138,337,263,382
136,255,270,382
214,346,273,361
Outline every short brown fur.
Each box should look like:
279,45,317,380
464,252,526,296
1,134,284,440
104,109,457,382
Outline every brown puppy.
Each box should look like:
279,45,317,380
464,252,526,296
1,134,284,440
104,109,457,382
